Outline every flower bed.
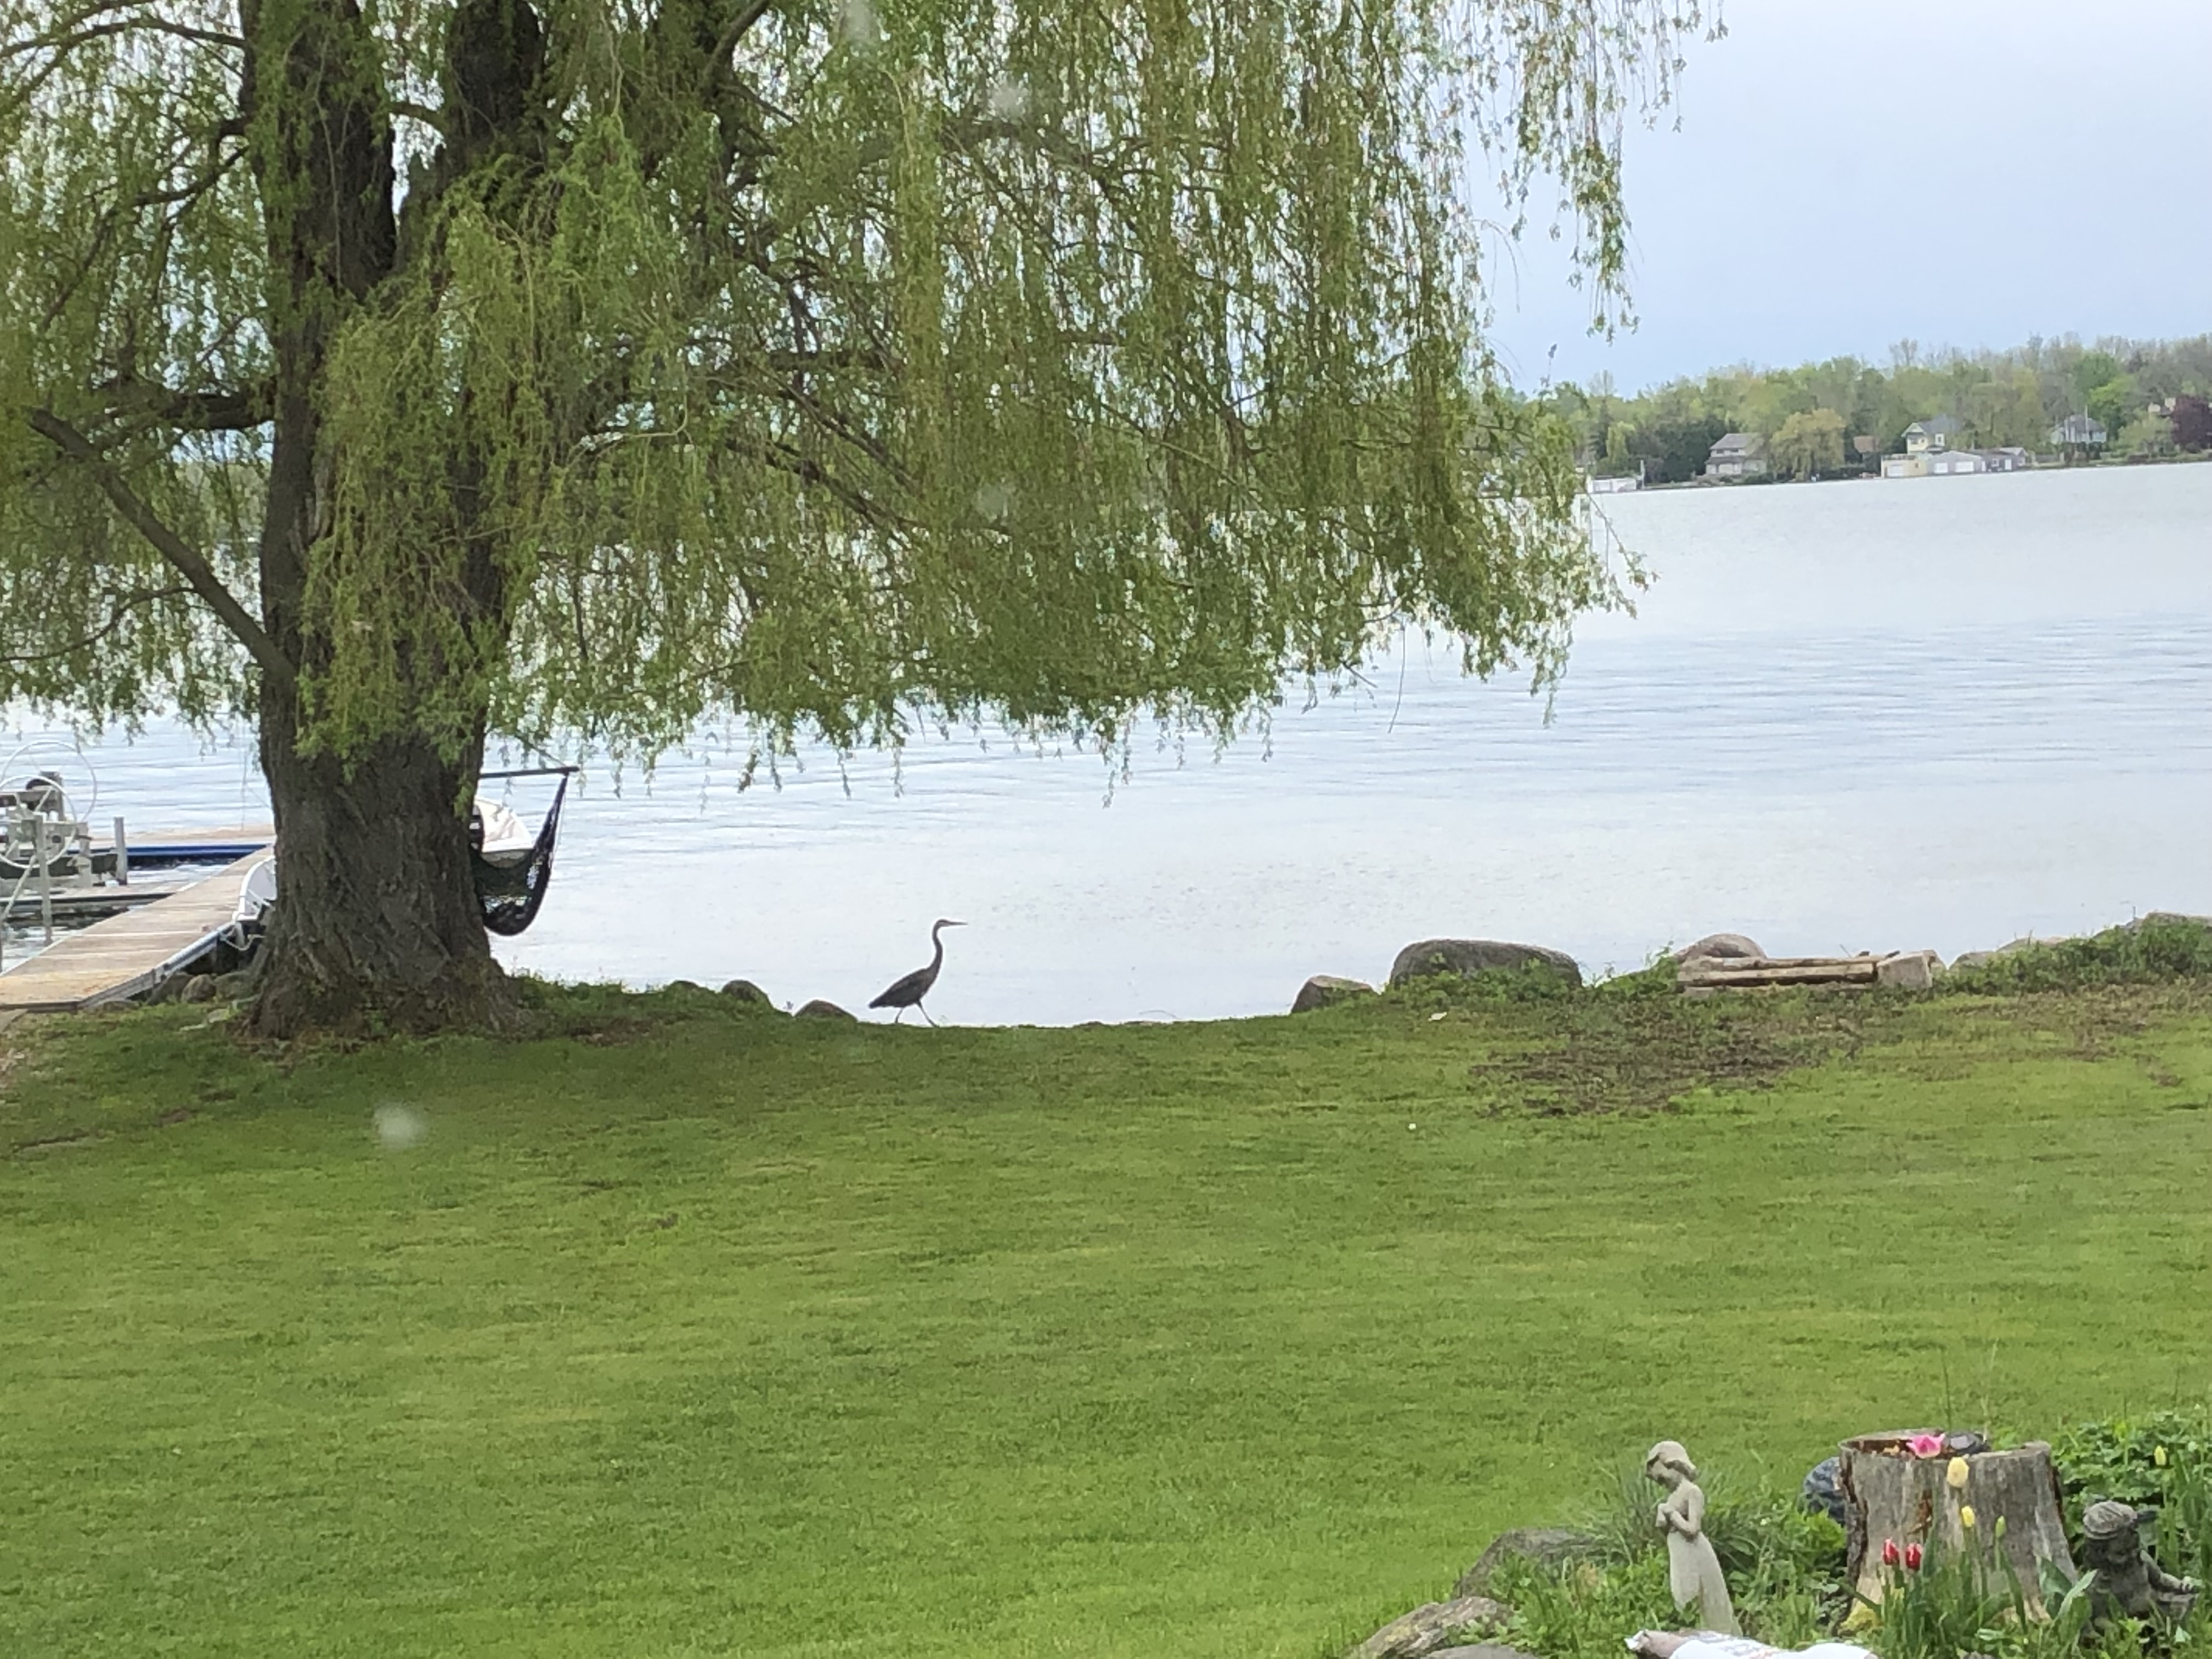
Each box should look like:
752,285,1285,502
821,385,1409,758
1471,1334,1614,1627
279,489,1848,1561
1457,1418,2211,1659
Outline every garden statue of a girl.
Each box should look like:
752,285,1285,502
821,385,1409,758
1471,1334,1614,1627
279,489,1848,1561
1646,1441,1739,1636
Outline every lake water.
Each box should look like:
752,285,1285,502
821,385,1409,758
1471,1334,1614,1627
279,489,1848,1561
9,463,2209,1024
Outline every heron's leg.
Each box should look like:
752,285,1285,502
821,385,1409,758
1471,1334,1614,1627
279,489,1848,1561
893,1006,906,1024
920,1003,937,1026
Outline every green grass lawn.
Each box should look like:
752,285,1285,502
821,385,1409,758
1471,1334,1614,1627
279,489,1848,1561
4,985,2211,1658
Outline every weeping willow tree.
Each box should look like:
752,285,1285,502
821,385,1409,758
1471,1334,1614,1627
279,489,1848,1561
0,0,1706,1035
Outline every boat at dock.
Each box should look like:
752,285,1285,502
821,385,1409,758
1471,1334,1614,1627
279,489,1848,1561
0,760,574,1012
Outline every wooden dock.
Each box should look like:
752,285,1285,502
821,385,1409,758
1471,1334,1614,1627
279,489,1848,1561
0,847,270,1013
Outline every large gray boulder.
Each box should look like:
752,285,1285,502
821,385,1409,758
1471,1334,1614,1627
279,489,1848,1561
1453,1526,1594,1598
1674,933,1763,963
719,978,776,1008
1292,975,1377,1014
1876,950,1941,991
1389,940,1581,990
795,998,857,1022
1350,1596,1514,1659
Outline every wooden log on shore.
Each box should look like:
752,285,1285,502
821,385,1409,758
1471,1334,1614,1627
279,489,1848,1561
1677,955,1881,990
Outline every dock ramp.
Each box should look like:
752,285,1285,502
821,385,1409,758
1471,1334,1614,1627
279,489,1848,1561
0,849,270,1013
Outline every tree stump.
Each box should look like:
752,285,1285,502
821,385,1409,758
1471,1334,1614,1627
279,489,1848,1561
1838,1430,2077,1610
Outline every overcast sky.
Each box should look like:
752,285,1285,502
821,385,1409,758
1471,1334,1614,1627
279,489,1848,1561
1481,0,2212,393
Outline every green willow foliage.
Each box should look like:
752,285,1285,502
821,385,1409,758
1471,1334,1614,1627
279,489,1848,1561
2,0,1706,766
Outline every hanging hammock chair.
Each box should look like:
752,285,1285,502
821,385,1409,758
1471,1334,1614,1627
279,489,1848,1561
469,768,575,937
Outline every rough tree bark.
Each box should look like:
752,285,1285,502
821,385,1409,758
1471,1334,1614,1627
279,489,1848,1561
1839,1431,2076,1611
250,702,516,1036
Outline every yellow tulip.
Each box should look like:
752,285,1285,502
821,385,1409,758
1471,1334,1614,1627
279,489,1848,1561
2156,1445,2169,1468
1960,1504,1977,1529
1946,1456,1970,1490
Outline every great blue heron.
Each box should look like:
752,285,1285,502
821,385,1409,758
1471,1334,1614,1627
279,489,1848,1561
870,919,965,1024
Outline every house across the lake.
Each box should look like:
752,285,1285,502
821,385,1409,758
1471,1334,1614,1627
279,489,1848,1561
2051,413,2109,449
1903,414,1963,456
1703,432,1767,478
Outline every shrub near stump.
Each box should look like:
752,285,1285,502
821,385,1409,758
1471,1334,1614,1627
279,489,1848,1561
1838,1430,2076,1610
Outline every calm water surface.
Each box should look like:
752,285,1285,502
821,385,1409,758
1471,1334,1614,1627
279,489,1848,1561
12,464,2209,1024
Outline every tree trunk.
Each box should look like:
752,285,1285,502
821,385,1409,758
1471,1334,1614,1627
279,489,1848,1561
246,692,520,1039
235,0,510,1039
1839,1431,2076,1612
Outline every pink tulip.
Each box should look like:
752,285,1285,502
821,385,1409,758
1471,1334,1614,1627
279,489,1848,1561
1882,1539,1901,1567
1905,1543,1923,1571
1908,1434,1945,1458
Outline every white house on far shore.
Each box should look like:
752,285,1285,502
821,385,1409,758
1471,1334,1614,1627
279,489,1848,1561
1703,432,1767,478
1903,415,1963,456
1886,411,2033,479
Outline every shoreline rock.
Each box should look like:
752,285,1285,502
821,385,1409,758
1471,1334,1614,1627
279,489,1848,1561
1454,1526,1594,1598
1875,950,1941,991
1293,975,1377,1014
1351,1595,1514,1659
1674,933,1763,964
1388,940,1581,990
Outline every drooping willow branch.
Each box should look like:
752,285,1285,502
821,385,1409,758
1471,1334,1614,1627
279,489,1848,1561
0,583,194,664
25,408,297,692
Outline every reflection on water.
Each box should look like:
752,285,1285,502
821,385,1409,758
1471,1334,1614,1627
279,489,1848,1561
9,465,2210,1023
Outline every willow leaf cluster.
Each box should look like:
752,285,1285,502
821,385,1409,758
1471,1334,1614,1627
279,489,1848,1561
1,0,1706,764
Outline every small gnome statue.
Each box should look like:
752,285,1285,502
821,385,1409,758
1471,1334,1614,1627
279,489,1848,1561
1646,1441,1739,1636
2079,1500,2199,1626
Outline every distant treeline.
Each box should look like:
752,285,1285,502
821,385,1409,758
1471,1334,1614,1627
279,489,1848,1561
1544,334,2212,481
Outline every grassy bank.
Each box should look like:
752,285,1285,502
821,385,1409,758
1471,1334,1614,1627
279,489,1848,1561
4,979,2212,1658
